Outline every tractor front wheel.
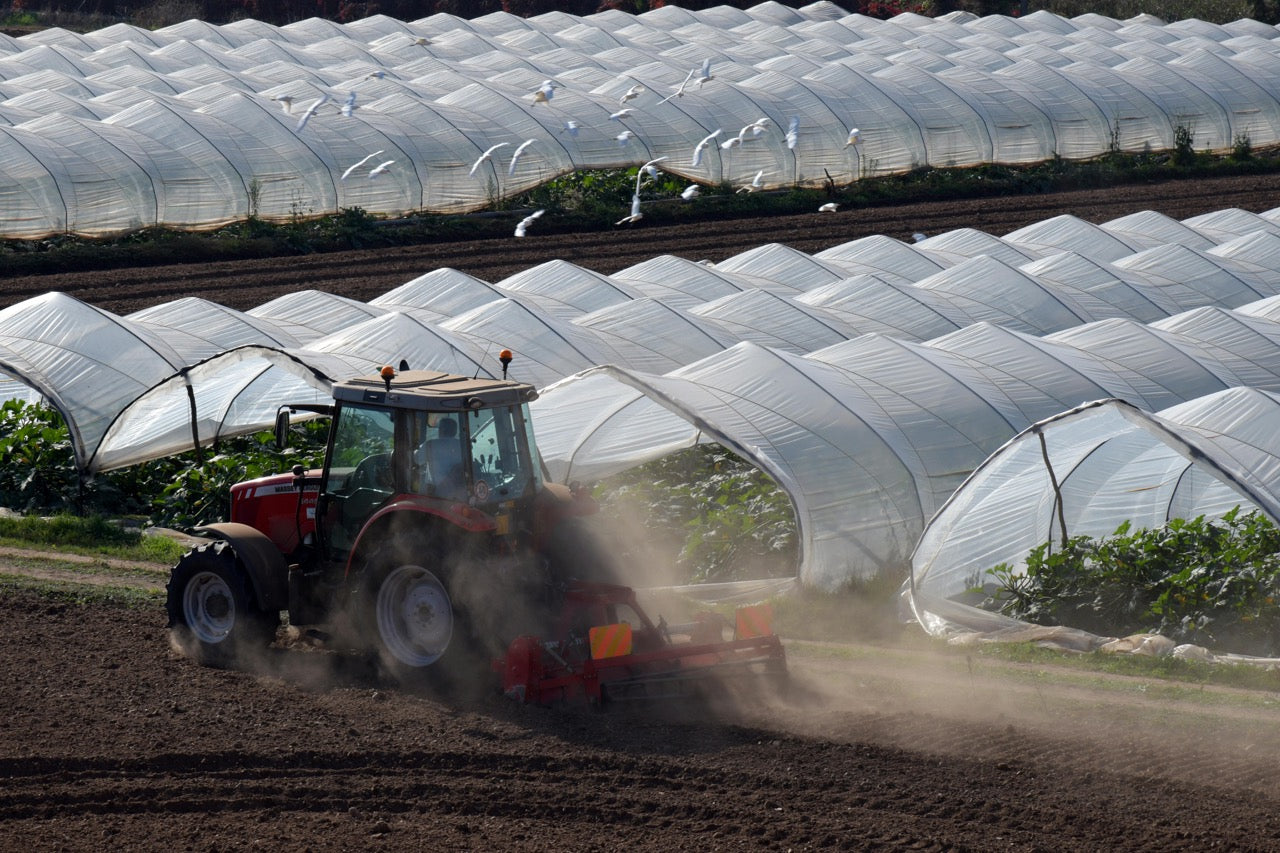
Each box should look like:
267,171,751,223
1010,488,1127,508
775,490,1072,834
166,542,278,667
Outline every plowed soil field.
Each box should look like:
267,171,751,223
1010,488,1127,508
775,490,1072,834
6,174,1280,851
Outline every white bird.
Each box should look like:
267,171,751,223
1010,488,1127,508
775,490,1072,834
785,116,800,150
634,156,668,199
340,90,357,118
737,170,766,193
340,150,384,181
616,193,643,225
508,138,536,175
469,142,510,177
514,209,544,238
619,84,644,104
681,184,700,200
271,94,294,113
658,68,696,104
748,117,771,136
295,94,329,133
532,79,558,105
368,160,394,179
720,136,741,150
912,232,928,243
366,70,387,80
818,202,839,213
609,108,633,121
562,120,580,137
696,57,713,88
616,130,633,146
846,127,861,147
691,129,722,167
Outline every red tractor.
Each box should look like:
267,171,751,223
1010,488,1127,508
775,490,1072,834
166,362,785,702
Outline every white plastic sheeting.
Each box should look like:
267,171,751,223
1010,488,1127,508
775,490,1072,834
908,389,1280,636
3,5,1280,236
3,205,1280,588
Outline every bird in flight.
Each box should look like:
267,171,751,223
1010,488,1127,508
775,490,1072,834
562,120,579,137
366,70,387,80
658,68,696,105
785,116,800,150
532,79,558,105
368,160,394,179
690,129,721,166
508,138,536,175
720,135,742,150
271,94,293,113
747,117,771,137
619,84,644,105
412,35,430,46
616,194,643,225
846,127,861,147
514,209,544,238
696,58,713,87
469,142,511,177
737,170,766,193
295,94,329,132
615,130,634,146
609,108,633,121
819,202,839,213
681,184,700,200
912,232,928,243
340,91,357,117
340,150,384,181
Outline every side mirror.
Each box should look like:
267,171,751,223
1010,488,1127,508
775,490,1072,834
274,408,291,450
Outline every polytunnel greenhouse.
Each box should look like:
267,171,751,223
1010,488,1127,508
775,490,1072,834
4,203,1280,591
2,3,1280,236
907,388,1280,638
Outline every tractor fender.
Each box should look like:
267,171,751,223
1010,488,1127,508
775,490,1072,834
345,497,496,577
195,522,290,612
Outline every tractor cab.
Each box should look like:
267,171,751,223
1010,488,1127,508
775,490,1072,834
316,368,543,562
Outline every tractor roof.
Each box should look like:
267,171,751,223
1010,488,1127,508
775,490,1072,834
333,369,538,412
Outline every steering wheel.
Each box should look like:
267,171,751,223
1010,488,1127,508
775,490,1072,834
349,453,392,491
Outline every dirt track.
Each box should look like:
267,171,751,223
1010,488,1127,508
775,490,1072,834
7,173,1280,850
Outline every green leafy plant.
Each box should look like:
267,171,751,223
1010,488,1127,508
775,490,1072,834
984,509,1280,655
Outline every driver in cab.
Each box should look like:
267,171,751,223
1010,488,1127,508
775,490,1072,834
417,415,467,500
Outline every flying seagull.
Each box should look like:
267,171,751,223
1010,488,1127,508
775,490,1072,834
785,116,800,150
737,170,766,193
368,160,394,179
846,127,862,147
271,94,293,113
681,184,700,200
818,202,839,213
691,129,722,167
616,193,643,225
508,138,536,175
696,57,713,88
609,108,634,121
295,94,329,133
514,209,544,238
658,68,696,105
532,79,558,105
469,142,511,177
340,91,357,117
340,150,384,181
619,84,644,104
615,130,634,147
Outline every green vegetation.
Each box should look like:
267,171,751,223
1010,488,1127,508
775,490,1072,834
594,444,798,584
983,509,1280,656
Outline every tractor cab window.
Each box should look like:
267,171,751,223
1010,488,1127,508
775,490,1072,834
320,404,396,553
411,412,467,500
466,403,541,504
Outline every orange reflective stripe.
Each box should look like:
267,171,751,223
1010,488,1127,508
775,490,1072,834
589,622,633,659
734,603,774,639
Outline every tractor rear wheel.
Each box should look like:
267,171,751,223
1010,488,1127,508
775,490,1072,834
166,542,278,667
362,540,483,688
